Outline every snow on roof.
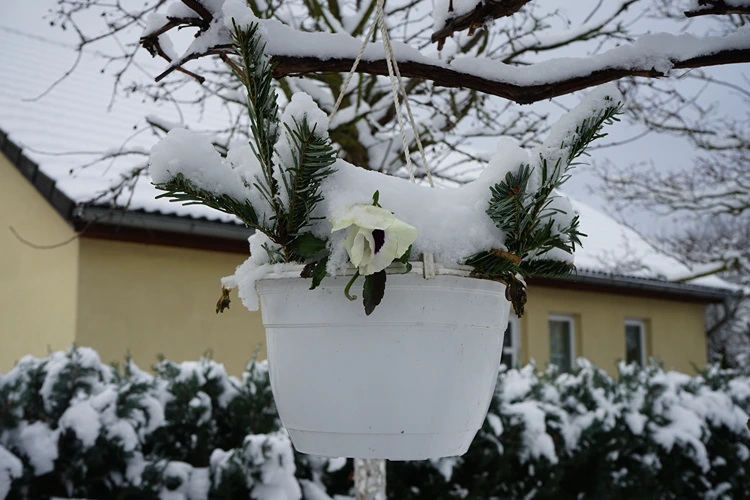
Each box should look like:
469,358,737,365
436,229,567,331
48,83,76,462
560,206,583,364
569,198,731,289
0,26,733,291
0,25,236,223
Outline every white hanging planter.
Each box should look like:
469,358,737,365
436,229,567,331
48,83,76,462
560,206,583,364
256,263,510,460
145,11,618,463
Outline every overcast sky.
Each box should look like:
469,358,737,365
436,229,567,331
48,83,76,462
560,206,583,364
2,1,747,238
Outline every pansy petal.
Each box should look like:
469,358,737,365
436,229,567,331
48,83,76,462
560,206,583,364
331,217,355,232
389,220,418,258
369,235,400,273
357,205,397,230
348,230,366,267
330,205,363,232
344,226,360,262
359,230,376,267
335,205,395,231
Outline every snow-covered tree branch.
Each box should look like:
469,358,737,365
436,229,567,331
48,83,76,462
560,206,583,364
42,0,750,197
685,0,750,17
139,2,750,105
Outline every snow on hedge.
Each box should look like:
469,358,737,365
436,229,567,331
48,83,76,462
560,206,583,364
0,349,319,500
0,347,749,499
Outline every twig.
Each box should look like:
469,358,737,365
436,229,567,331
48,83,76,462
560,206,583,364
685,0,750,17
430,0,533,49
9,222,90,250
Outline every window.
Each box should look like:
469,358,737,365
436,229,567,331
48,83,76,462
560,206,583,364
549,315,574,372
501,315,520,368
625,320,646,366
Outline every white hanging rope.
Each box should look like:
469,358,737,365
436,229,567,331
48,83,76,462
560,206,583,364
378,17,417,184
327,17,379,128
328,0,435,188
377,15,434,188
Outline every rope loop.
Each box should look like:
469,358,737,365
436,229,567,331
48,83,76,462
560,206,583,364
328,0,435,188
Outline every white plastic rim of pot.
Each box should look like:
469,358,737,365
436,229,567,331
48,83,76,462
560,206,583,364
256,264,510,460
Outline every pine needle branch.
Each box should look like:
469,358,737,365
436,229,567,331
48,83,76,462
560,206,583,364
155,173,264,231
229,22,284,231
470,98,622,315
281,118,337,240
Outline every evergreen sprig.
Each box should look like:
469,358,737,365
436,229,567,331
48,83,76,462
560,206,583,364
153,23,336,266
229,21,281,220
155,173,262,230
277,117,337,259
283,120,336,237
564,101,621,165
519,258,576,278
468,99,622,316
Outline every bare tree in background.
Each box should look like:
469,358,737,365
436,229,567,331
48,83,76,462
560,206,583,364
44,0,749,197
674,214,750,366
595,5,749,361
600,148,750,365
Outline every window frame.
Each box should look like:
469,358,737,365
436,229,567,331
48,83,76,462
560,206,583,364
548,314,575,372
502,315,521,368
624,319,647,366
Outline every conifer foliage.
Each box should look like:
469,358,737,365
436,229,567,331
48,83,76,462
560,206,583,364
154,23,336,265
466,98,622,315
1,347,749,499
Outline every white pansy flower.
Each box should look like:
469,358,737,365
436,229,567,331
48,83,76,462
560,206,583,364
330,205,417,275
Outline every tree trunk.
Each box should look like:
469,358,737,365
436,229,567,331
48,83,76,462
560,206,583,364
354,459,386,500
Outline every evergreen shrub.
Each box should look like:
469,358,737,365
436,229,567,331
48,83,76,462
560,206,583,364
0,348,748,499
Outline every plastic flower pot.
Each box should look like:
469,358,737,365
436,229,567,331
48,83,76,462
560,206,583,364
255,263,510,460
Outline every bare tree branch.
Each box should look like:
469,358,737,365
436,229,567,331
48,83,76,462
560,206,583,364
141,10,750,105
430,0,533,50
269,46,750,104
685,0,750,17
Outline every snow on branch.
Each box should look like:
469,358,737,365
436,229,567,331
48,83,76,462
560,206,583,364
140,1,750,104
685,0,750,17
271,30,750,104
430,0,533,50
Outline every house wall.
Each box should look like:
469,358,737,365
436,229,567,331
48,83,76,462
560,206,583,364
76,238,266,375
520,285,708,375
0,153,78,371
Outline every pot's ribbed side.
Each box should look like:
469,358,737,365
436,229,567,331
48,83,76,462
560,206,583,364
257,273,510,460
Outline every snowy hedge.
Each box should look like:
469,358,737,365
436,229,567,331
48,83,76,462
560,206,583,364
1,348,749,499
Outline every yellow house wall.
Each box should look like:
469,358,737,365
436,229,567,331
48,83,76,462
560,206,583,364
0,153,78,371
76,238,266,375
520,285,708,375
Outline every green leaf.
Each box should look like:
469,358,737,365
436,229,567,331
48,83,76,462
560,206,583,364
397,245,413,273
397,245,412,264
309,256,329,290
291,233,327,258
372,190,381,207
363,271,387,316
